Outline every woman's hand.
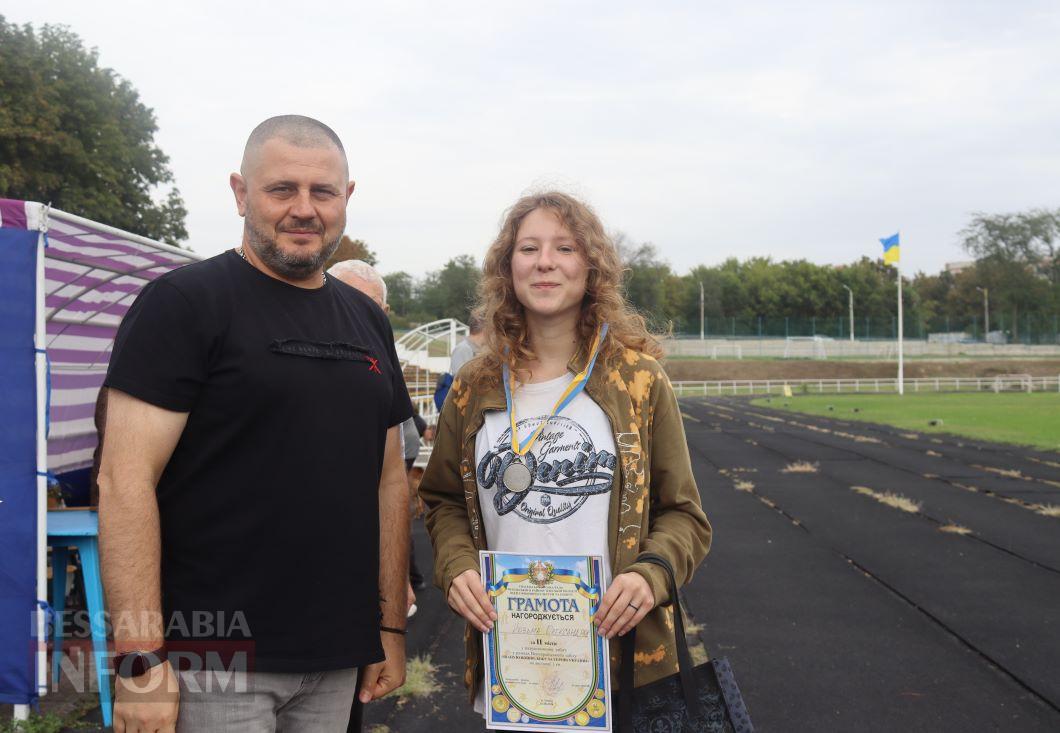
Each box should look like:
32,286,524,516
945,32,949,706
448,569,497,632
594,572,655,639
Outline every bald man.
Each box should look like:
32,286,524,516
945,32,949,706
99,116,412,732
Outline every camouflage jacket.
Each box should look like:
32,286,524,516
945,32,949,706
419,347,712,700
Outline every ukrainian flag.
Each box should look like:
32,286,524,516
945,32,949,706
880,232,900,266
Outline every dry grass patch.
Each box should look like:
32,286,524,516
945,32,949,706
781,461,819,474
851,486,922,513
900,432,921,440
1035,504,1060,518
925,450,942,457
845,432,883,444
747,411,786,423
939,524,972,535
689,642,709,666
388,655,441,700
974,465,1026,480
684,620,709,664
734,480,755,492
1028,456,1060,469
719,467,757,477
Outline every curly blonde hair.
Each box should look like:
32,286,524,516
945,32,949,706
464,191,663,387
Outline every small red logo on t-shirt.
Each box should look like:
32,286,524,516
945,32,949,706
366,356,382,374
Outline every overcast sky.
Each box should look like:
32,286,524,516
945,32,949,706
13,1,1060,277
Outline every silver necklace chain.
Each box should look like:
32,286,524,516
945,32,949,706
237,247,326,285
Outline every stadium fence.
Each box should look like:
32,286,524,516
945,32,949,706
671,375,1060,397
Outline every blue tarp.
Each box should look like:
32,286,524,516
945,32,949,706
0,227,40,705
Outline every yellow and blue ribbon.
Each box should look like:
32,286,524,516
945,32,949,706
502,323,609,457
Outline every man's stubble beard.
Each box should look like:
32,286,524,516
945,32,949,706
244,210,343,281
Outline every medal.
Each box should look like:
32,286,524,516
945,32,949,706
502,456,533,493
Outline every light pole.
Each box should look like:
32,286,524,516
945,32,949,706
699,281,705,341
841,284,854,342
976,286,989,341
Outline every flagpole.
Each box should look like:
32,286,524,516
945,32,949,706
897,260,904,395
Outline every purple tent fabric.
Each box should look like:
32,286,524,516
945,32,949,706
0,199,199,705
0,200,199,474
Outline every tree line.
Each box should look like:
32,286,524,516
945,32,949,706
367,210,1060,344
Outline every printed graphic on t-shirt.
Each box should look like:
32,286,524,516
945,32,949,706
477,415,616,524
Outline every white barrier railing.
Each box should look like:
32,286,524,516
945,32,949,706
396,318,468,373
665,338,1060,359
672,375,1060,397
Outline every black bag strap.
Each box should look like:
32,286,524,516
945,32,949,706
619,552,701,727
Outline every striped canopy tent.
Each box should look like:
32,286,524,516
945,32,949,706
0,199,199,707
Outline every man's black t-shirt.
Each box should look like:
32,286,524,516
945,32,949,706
105,250,414,672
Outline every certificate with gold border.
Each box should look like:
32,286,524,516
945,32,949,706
480,551,612,731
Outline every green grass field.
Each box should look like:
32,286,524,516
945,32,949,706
750,392,1060,451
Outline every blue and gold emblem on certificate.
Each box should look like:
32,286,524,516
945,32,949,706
480,552,612,731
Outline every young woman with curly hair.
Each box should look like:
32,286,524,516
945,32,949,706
419,191,712,727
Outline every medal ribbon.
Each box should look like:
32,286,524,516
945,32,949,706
502,323,609,457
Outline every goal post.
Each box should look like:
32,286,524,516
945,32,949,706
782,336,829,360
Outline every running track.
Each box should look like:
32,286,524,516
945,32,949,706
369,396,1060,732
677,396,1060,732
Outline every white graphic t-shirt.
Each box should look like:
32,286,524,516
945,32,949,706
475,371,616,582
473,371,616,717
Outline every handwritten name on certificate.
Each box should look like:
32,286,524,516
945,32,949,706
480,551,612,731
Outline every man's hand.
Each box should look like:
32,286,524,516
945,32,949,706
593,572,655,639
447,569,496,633
113,660,180,733
359,631,406,703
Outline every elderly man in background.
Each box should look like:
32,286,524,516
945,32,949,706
99,116,412,733
328,260,429,611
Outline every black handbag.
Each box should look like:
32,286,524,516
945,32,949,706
619,553,753,733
